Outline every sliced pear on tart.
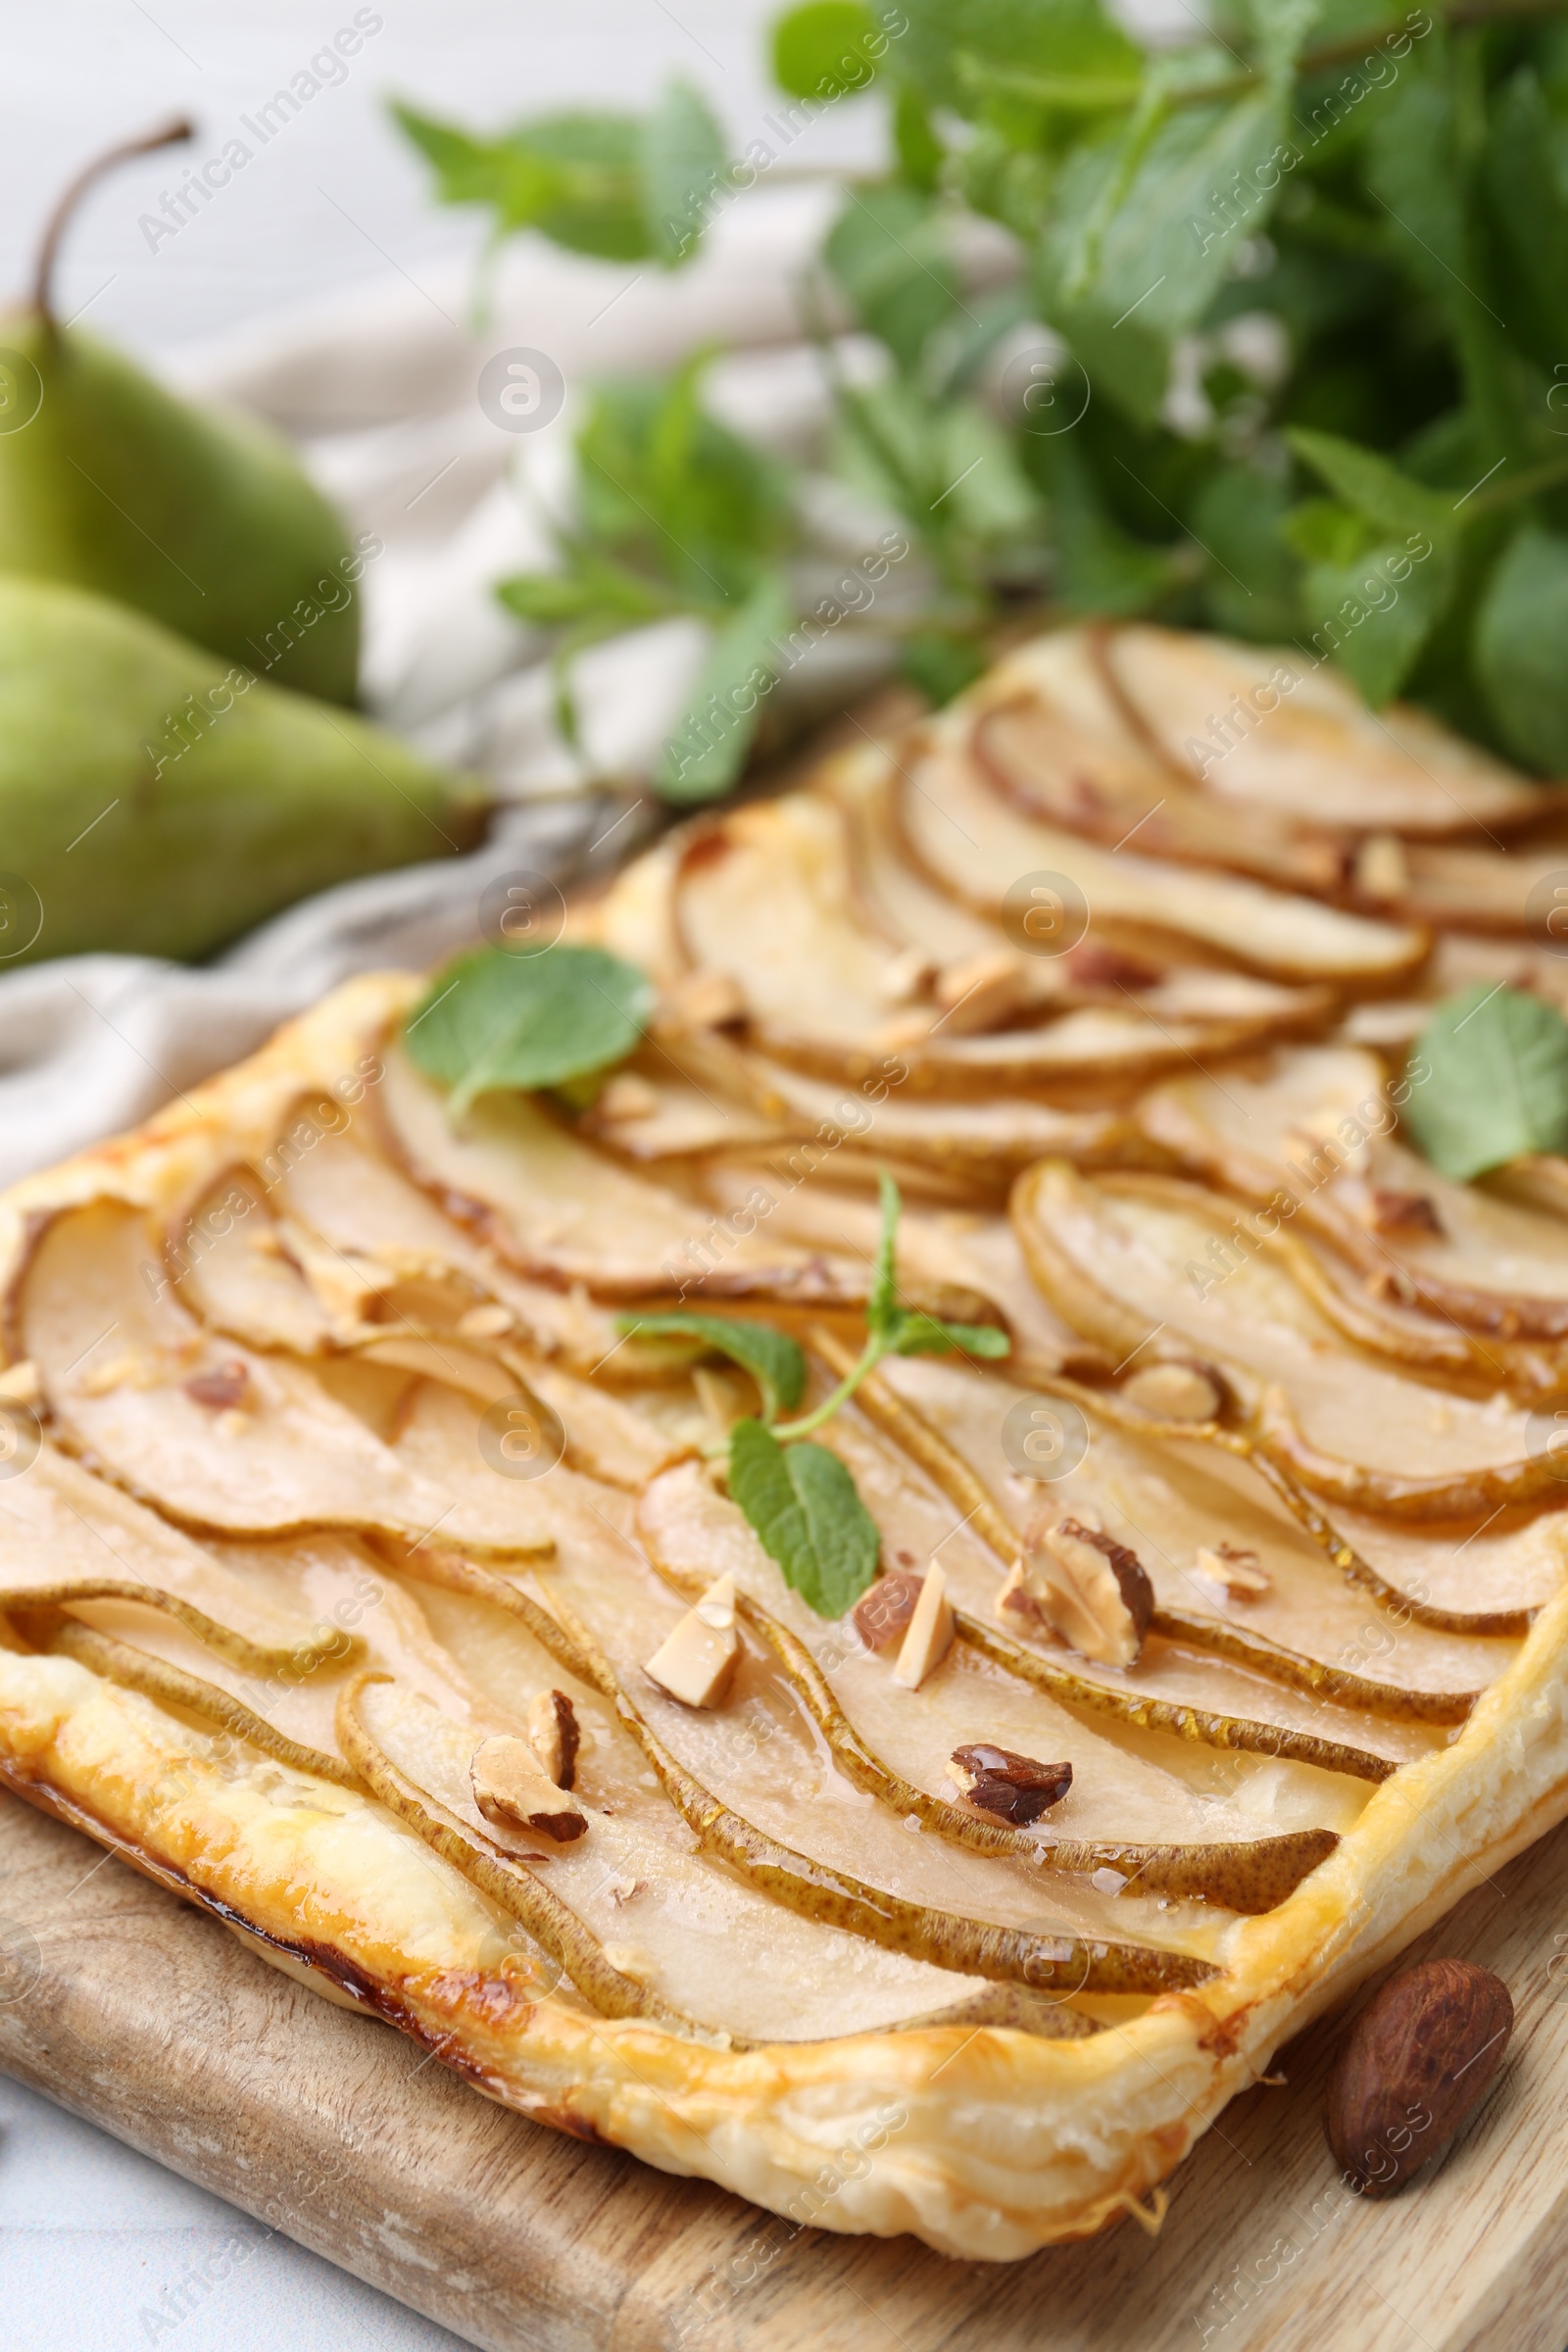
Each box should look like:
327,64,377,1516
1142,1046,1568,1345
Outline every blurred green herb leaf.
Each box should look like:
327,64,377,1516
1405,986,1568,1181
404,943,655,1120
773,2,885,101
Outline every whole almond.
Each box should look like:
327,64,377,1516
1324,1958,1512,2196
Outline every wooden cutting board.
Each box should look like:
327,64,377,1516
2,1783,1566,2352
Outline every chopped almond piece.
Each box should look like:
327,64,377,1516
644,1572,742,1708
526,1688,580,1789
1354,832,1409,902
996,1561,1046,1630
1064,943,1159,992
854,1570,925,1652
78,1351,155,1397
664,969,747,1029
0,1360,39,1406
1365,1187,1445,1239
892,1563,955,1689
1027,1518,1153,1669
877,947,936,1005
1120,1360,1223,1423
470,1734,588,1842
1194,1544,1271,1598
456,1302,514,1341
184,1360,251,1411
951,1743,1072,1824
596,1073,661,1122
931,949,1030,1035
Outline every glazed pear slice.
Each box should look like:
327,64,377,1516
19,1200,556,1554
808,1393,1432,1785
1142,1047,1568,1344
172,1169,337,1355
0,1440,373,1658
585,1027,1138,1182
353,1663,1039,2043
539,1580,1218,1994
383,1413,1240,1956
271,1114,667,1379
846,1348,1505,1718
968,693,1347,897
375,1042,883,1310
341,1674,678,2028
616,1440,1361,1865
637,1462,1339,1914
30,1614,360,1788
671,795,1328,1095
1013,1159,1566,1523
1091,624,1545,836
894,740,1427,987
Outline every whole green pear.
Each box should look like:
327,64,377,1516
0,575,488,964
0,318,364,705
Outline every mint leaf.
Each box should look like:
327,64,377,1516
1475,527,1568,773
727,1419,881,1616
1287,430,1456,550
404,944,654,1119
1300,541,1449,708
898,0,1142,118
614,1313,806,1420
825,186,956,373
641,80,726,266
772,2,882,101
655,570,795,803
1035,92,1287,421
392,104,651,261
1404,987,1568,1182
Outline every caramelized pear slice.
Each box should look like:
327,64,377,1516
894,740,1426,986
970,695,1346,897
1012,1159,1564,1524
33,1614,359,1787
0,1575,360,1683
274,1113,661,1378
338,1674,672,2026
172,1170,335,1354
543,1589,1218,1997
20,1200,556,1555
670,795,1330,1096
636,1471,1334,1912
375,1041,875,1309
1142,1047,1568,1346
814,1331,1493,1719
1092,624,1545,835
587,1025,1137,1181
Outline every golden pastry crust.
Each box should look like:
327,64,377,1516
2,969,1566,2259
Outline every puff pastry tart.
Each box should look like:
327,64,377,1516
3,626,1567,2261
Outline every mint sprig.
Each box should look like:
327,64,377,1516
396,0,1568,776
621,1173,1007,1616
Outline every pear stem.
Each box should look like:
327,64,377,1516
32,117,195,329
